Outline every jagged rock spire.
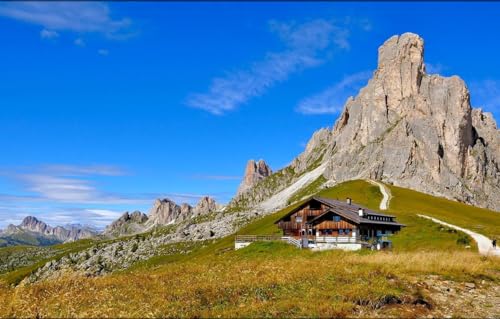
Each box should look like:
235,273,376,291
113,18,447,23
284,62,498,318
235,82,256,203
237,159,272,195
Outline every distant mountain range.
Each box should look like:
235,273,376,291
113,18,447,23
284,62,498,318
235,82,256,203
0,196,222,247
0,216,98,247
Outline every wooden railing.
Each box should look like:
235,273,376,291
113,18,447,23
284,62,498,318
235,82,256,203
314,236,360,243
234,235,283,243
285,237,302,249
234,235,303,249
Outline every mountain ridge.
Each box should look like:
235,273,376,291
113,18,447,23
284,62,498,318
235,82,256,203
231,32,500,212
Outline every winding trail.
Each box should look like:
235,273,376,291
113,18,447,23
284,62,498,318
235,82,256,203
366,179,391,210
418,214,500,257
368,179,499,256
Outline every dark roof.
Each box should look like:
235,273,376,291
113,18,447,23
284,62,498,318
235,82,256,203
276,196,404,227
312,197,395,218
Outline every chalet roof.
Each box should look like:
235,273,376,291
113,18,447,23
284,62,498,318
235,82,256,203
275,196,404,227
312,197,395,218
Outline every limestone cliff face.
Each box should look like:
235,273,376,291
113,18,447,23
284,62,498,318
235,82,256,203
147,199,182,226
193,196,219,216
231,33,500,212
146,196,220,228
319,33,499,211
103,211,149,237
237,160,272,195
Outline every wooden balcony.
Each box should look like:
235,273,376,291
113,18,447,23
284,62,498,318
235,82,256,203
314,236,360,244
278,221,301,230
234,235,283,243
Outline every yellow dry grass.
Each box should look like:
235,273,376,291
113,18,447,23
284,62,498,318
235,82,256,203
0,242,498,318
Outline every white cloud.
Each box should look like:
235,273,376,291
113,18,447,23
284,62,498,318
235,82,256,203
0,164,141,205
98,49,109,56
20,174,97,202
469,80,500,113
186,19,352,115
74,38,85,47
0,2,131,38
425,62,446,74
39,164,126,176
0,164,232,228
40,28,58,39
296,71,371,115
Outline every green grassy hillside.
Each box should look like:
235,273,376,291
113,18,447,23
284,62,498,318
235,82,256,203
0,231,62,247
129,180,498,270
0,180,499,317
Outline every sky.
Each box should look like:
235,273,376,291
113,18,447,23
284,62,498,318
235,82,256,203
0,2,499,229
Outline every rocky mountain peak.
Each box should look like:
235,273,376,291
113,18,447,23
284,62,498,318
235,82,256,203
194,196,218,215
20,216,50,234
377,33,425,100
148,198,181,226
103,211,149,237
230,33,500,212
237,159,272,195
322,33,499,210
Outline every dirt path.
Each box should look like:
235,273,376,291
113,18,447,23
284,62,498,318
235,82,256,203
366,179,391,210
418,214,500,257
367,179,499,257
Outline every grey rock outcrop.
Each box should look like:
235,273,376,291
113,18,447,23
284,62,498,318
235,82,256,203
103,211,148,237
237,159,272,195
146,196,221,228
230,33,500,212
146,199,183,226
193,196,219,216
318,33,499,211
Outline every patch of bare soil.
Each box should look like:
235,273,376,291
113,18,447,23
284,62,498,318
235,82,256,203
356,275,500,318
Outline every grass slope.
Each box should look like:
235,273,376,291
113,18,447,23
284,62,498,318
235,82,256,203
388,184,500,239
0,180,499,317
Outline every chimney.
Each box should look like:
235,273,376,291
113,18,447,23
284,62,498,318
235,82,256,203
346,198,352,205
358,208,364,217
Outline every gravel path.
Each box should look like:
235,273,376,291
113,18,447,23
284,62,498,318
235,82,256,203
418,214,500,257
366,179,391,210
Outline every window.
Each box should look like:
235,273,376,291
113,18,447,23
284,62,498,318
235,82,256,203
296,217,303,223
345,229,350,235
339,229,344,235
333,215,341,222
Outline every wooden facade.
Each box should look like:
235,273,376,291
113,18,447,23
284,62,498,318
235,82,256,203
275,197,404,241
276,201,331,237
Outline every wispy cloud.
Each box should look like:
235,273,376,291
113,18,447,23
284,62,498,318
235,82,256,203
74,38,85,47
0,2,132,38
186,18,353,115
469,80,500,113
38,164,126,176
296,71,371,115
98,49,109,56
425,62,446,74
40,28,58,39
0,164,141,205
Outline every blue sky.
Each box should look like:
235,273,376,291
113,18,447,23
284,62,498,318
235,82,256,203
0,2,499,229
